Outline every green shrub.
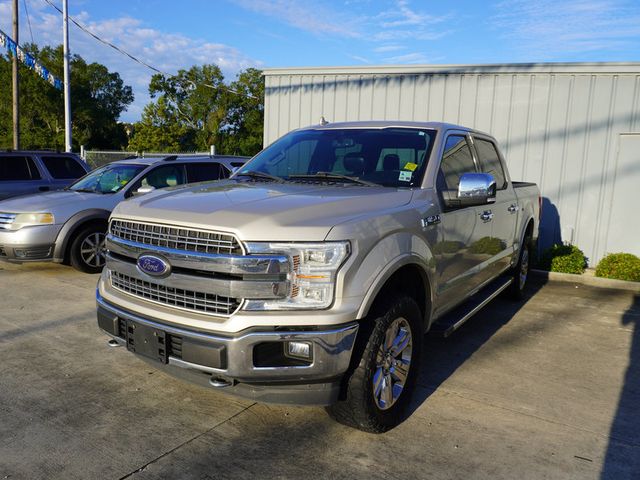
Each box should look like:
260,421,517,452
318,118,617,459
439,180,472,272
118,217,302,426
539,244,586,274
469,236,504,255
595,253,640,282
433,240,464,255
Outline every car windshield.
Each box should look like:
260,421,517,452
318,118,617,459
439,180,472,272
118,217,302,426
236,128,436,188
69,164,145,194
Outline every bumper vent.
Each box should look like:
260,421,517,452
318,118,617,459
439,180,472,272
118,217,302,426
110,271,241,316
110,220,242,255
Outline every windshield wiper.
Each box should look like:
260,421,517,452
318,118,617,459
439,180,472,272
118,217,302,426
71,188,99,193
288,172,378,187
234,170,285,183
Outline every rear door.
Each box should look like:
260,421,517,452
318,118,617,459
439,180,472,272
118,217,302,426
39,155,89,190
433,133,493,312
0,154,48,200
471,136,518,276
185,162,230,183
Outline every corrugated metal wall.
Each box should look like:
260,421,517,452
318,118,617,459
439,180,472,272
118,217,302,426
263,64,640,265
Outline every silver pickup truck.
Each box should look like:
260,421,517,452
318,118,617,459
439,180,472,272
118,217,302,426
96,121,540,432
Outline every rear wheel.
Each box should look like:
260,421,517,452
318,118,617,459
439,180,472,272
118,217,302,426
508,235,531,300
327,295,423,433
69,225,107,273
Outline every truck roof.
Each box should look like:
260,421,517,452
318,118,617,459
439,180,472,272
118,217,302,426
301,120,492,137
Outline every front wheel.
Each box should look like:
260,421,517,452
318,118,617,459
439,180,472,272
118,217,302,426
69,225,107,274
327,295,423,433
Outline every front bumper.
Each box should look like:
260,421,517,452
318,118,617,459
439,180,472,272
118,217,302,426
96,291,359,405
0,224,61,262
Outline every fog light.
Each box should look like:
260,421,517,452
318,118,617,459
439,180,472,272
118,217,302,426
285,341,312,360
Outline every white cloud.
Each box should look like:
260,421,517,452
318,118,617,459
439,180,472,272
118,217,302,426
492,0,640,57
384,52,432,64
373,44,405,53
0,1,261,122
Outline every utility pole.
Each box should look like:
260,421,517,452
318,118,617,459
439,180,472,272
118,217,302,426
63,0,72,152
12,0,19,150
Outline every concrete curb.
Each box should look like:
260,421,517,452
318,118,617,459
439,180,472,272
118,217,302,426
531,269,640,293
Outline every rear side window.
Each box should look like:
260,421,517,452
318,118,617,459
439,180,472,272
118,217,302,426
186,163,228,183
41,156,87,179
0,156,41,181
437,135,476,191
474,139,507,189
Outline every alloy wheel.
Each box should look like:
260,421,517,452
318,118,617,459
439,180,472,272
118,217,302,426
80,232,106,268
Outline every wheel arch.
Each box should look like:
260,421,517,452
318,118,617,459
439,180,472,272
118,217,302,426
53,209,111,262
356,256,434,332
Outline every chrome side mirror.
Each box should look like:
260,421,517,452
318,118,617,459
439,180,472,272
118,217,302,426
443,172,496,208
134,185,156,196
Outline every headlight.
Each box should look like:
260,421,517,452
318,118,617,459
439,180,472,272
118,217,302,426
243,241,350,311
8,213,55,231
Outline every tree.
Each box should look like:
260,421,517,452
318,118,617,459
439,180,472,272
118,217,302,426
0,44,134,150
128,64,264,156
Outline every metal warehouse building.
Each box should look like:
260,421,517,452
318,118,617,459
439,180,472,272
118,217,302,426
262,63,640,265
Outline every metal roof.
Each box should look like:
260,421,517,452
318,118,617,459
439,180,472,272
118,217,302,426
263,62,640,76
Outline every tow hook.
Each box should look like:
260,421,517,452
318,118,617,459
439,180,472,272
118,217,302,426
107,339,121,347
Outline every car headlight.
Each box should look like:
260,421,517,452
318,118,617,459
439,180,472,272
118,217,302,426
243,241,350,311
8,213,55,231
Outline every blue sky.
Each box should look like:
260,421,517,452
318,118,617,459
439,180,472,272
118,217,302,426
2,0,640,122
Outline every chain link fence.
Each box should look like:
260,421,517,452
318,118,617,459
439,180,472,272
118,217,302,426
81,146,216,169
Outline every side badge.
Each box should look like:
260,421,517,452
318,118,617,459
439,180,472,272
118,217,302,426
421,215,441,227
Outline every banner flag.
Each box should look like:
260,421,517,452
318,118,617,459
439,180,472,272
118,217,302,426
0,29,63,90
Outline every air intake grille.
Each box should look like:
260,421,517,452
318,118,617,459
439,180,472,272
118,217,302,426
110,219,242,255
110,271,241,316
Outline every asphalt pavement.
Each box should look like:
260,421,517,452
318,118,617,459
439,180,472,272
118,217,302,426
0,261,638,480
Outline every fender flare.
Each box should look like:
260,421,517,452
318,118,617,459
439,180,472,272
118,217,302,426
356,253,435,331
53,209,111,262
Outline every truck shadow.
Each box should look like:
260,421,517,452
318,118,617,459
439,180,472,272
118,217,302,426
408,276,548,416
600,294,640,479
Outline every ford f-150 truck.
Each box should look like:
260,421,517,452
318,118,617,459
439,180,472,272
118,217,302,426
96,121,540,433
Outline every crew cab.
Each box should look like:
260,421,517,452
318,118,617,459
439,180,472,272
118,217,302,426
0,150,90,200
96,122,540,432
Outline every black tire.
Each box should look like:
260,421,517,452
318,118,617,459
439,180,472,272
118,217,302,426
327,295,423,433
69,225,107,274
508,235,531,300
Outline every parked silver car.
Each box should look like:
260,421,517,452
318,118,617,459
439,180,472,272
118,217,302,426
0,150,90,200
0,155,247,273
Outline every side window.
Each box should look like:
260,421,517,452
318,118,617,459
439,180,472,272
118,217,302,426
138,165,186,190
186,163,226,183
474,138,507,189
0,156,40,181
437,135,476,191
41,156,87,179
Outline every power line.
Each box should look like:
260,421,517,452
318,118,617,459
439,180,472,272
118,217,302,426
41,0,255,99
22,0,35,47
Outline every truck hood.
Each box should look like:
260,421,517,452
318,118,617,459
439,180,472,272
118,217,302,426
0,190,114,220
113,180,414,241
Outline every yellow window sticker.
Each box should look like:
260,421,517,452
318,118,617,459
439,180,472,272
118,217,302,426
404,162,418,171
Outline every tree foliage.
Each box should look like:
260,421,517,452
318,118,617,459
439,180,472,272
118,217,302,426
0,44,134,150
128,65,264,156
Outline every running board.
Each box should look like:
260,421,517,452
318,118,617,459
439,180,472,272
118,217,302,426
431,277,513,337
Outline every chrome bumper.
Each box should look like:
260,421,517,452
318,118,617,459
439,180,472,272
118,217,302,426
96,291,359,384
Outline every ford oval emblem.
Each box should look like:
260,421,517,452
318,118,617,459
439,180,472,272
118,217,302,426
137,254,170,277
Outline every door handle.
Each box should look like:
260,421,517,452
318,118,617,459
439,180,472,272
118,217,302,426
480,210,493,222
38,186,50,192
508,204,519,213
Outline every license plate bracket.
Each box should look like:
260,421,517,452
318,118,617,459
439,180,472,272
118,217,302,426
126,321,167,364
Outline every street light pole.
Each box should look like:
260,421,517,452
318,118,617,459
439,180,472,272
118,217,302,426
12,0,20,150
63,0,72,152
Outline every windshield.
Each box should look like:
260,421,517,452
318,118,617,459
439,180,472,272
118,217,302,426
237,128,436,188
69,164,145,194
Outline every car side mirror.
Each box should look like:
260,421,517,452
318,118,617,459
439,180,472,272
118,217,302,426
443,173,496,208
133,185,155,196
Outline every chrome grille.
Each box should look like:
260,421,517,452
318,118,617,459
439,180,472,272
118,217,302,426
110,271,241,316
0,213,16,230
110,219,242,255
